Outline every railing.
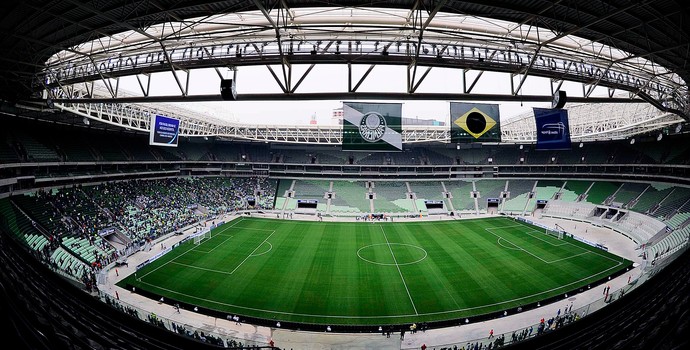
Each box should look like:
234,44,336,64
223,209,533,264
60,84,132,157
96,291,272,348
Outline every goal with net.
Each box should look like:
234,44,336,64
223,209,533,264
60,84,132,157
545,227,564,239
193,229,211,245
514,216,564,239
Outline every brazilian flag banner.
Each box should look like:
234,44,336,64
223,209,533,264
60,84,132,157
450,102,501,142
342,102,403,151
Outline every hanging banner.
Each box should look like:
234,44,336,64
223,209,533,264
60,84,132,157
342,102,402,151
533,108,571,150
450,102,501,142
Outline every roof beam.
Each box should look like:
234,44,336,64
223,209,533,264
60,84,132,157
252,0,291,92
46,92,648,104
409,0,447,92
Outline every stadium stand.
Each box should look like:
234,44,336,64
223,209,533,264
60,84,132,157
292,179,330,211
491,146,521,165
609,182,648,208
11,193,70,238
562,180,592,202
542,200,596,220
292,179,330,200
312,150,348,164
54,133,98,162
408,181,442,200
89,137,130,162
502,180,536,213
1,119,689,349
424,147,456,165
178,141,212,161
535,180,563,200
329,181,370,214
13,131,62,162
474,180,506,211
651,186,690,220
630,182,675,213
446,180,477,212
119,139,159,161
371,181,414,213
581,181,619,205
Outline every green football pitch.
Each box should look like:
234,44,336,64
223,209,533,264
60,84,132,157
117,216,632,326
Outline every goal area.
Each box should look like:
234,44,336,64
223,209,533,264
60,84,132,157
515,216,564,239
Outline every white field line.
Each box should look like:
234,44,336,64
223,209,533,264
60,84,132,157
229,230,276,275
379,225,419,315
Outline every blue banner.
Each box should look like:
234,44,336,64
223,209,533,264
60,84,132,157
149,114,180,147
533,108,571,150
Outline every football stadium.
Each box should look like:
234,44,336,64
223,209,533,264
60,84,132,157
0,2,689,350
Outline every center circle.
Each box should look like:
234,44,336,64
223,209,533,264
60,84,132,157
357,243,428,266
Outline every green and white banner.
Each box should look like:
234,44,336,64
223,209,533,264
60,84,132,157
342,102,403,151
450,102,501,143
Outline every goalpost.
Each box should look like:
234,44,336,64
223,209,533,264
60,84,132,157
193,229,211,245
515,216,565,239
545,227,565,239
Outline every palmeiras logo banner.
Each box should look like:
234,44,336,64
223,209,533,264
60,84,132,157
342,102,402,151
450,102,501,142
533,107,571,150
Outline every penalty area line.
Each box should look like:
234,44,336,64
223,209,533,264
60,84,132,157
229,230,276,275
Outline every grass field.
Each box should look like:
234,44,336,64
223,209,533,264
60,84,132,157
117,216,632,326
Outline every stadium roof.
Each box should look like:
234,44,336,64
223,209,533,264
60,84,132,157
1,1,689,120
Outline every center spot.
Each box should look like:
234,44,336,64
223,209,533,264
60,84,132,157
357,243,428,266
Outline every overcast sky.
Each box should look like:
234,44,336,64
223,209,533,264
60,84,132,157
118,64,580,126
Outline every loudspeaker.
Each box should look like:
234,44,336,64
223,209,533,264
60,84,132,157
552,90,567,109
220,79,237,100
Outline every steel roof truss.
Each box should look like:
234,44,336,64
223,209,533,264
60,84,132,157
348,63,376,93
135,73,151,97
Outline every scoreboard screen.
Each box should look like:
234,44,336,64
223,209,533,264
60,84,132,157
297,199,318,209
149,114,180,147
424,200,444,209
